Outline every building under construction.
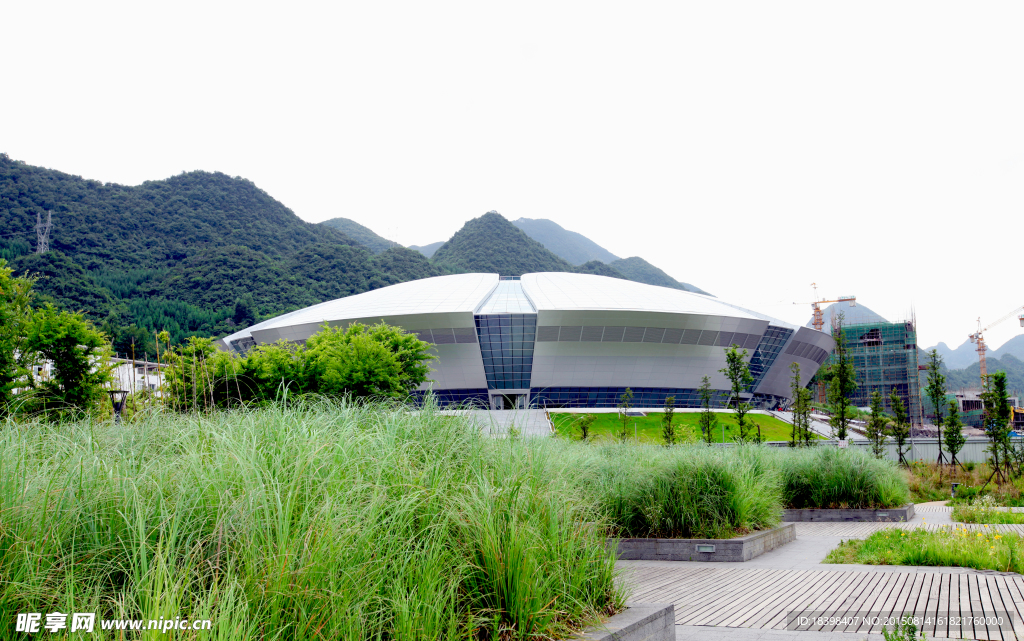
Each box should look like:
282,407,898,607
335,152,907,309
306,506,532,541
818,314,923,426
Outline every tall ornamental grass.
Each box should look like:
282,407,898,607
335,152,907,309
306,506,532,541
0,400,621,640
779,446,910,509
578,444,783,539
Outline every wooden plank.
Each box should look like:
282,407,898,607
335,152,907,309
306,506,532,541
700,569,793,627
831,570,889,633
729,568,836,629
798,570,872,632
763,569,848,630
779,570,863,632
872,571,912,636
961,573,976,641
923,565,945,638
936,571,951,640
978,574,1002,641
673,568,781,625
947,571,961,640
856,570,902,635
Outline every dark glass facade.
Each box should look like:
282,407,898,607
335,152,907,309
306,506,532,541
474,314,537,390
748,326,794,390
408,388,489,408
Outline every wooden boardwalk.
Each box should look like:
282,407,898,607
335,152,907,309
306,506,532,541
625,563,1024,639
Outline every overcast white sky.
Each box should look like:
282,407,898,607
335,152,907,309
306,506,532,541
3,2,1021,352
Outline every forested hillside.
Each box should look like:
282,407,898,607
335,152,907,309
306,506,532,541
944,354,1024,394
0,154,437,353
319,217,399,253
511,218,620,265
609,256,710,295
431,212,581,276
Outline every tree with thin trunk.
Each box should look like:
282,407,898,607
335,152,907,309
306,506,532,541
925,348,947,466
720,344,756,442
662,395,676,446
617,388,634,441
981,372,1013,484
826,316,857,440
698,375,718,444
890,387,911,466
944,398,966,469
866,390,890,459
789,363,800,447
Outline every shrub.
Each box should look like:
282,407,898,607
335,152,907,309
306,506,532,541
580,444,782,539
779,446,910,509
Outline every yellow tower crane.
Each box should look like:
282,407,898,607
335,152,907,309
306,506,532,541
969,305,1024,382
793,283,857,332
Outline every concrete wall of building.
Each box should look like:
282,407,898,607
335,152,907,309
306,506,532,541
530,311,768,390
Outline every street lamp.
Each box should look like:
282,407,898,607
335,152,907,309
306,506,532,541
108,390,128,423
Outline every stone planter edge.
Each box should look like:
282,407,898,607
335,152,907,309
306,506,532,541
610,523,795,562
781,503,915,522
573,602,675,641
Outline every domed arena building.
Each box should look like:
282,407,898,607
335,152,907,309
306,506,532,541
220,273,833,410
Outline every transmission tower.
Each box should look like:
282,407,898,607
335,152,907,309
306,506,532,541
35,210,52,254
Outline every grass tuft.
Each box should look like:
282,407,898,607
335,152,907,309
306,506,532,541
0,398,622,640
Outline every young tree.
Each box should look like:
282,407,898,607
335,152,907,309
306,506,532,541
944,398,967,469
617,387,634,441
698,375,718,444
575,413,596,442
889,387,911,466
789,362,802,447
924,349,947,465
0,260,34,416
981,371,1013,482
662,395,677,446
719,344,756,441
826,318,857,440
22,304,113,419
866,390,890,459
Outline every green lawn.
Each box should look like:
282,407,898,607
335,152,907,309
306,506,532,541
551,411,808,443
825,528,1024,573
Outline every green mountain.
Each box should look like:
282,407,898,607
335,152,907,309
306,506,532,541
431,212,580,276
511,218,620,265
319,217,399,253
944,354,1024,395
0,154,437,351
609,257,711,295
408,241,444,259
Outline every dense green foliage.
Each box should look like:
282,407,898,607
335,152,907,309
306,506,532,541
162,323,433,411
511,217,620,265
0,402,623,640
945,354,1024,395
0,261,33,414
608,256,711,295
21,304,112,419
780,447,910,509
319,217,399,253
431,211,579,276
0,155,439,345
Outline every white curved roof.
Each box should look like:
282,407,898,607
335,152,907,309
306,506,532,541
222,273,498,345
222,271,800,347
521,272,761,320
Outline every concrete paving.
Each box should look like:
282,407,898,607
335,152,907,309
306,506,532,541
448,409,553,437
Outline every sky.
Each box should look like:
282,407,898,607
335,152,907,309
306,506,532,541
3,1,1022,352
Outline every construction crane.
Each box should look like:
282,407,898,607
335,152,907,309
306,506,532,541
794,283,857,332
968,304,1024,381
